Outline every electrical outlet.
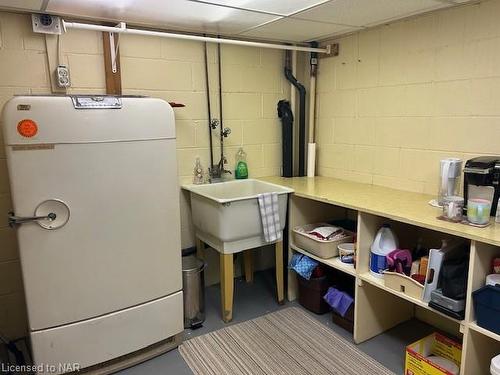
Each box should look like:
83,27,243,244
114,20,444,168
32,14,62,35
56,65,71,88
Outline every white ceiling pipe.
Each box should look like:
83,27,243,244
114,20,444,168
62,20,331,54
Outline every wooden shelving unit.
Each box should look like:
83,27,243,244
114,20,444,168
285,192,499,374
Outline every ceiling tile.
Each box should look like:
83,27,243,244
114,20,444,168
293,0,450,27
240,18,360,43
0,0,43,11
46,0,281,35
187,0,330,16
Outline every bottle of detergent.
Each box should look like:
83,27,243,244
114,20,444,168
370,224,399,278
235,148,248,179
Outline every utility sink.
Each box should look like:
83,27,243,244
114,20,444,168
182,179,293,254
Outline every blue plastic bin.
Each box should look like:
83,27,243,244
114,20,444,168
473,285,500,335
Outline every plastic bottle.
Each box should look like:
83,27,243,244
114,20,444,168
235,148,248,179
193,157,205,184
370,224,399,278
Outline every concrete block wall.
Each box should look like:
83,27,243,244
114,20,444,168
0,11,289,338
316,0,500,195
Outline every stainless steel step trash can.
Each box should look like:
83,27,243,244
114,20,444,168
182,255,206,329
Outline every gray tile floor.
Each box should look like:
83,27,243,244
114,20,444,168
119,270,435,375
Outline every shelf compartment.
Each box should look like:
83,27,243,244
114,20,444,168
465,241,500,323
359,272,464,325
356,212,464,275
469,321,500,342
354,278,414,344
462,325,500,375
287,194,357,301
291,243,356,277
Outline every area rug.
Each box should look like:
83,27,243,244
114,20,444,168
179,307,395,375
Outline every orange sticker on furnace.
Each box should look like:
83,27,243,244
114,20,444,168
17,119,38,138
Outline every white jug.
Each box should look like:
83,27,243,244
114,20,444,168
370,224,399,278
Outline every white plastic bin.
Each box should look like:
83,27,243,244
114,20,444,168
293,223,354,259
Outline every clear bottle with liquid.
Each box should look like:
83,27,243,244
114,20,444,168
193,157,205,184
235,148,248,179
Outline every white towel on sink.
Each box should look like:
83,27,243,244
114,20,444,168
258,192,281,243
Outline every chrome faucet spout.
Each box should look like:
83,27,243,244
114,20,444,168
209,156,231,183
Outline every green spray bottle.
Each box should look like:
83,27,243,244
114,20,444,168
235,148,248,179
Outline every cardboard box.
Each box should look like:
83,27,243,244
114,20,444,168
405,332,462,375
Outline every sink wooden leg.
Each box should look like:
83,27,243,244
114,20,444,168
275,240,285,304
243,250,253,283
220,253,234,323
195,237,204,260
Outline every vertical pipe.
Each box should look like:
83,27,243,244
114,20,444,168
284,50,306,177
308,77,316,143
277,100,293,177
285,51,299,176
307,41,318,178
290,51,297,124
204,41,214,169
217,41,224,164
290,51,297,176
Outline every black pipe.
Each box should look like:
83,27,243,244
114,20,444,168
284,51,306,177
203,40,214,169
277,100,293,177
310,41,318,77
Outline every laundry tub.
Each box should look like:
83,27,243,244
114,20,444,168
183,179,293,254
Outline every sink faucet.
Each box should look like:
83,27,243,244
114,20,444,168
209,156,232,183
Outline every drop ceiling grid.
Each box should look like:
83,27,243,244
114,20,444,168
45,0,283,35
0,0,477,42
186,0,333,17
236,0,467,42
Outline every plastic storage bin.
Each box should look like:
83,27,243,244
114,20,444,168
473,285,500,335
293,223,354,259
297,274,330,314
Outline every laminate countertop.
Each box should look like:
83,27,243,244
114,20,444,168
259,176,500,247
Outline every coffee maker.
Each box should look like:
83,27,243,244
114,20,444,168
463,156,500,216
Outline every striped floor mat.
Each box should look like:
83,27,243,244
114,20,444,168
179,307,395,375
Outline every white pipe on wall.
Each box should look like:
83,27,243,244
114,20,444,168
307,56,317,178
307,143,316,178
62,21,331,54
308,75,316,144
